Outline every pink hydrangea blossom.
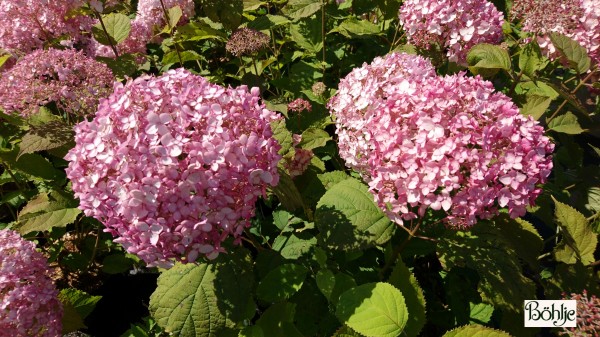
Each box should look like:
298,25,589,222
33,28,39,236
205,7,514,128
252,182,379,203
284,135,313,178
0,0,92,55
0,229,62,337
561,290,600,336
0,48,114,117
329,52,554,229
65,68,281,268
398,0,504,65
87,0,194,59
287,98,312,113
512,0,600,66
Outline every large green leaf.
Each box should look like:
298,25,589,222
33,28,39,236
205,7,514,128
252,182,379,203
254,302,303,337
336,282,408,337
272,231,316,259
329,18,382,38
281,0,323,21
149,251,254,337
256,263,308,302
0,148,62,180
59,288,102,334
272,168,304,211
248,15,291,31
299,128,331,150
552,197,598,265
467,44,511,76
548,111,585,134
549,32,591,73
92,13,131,46
443,324,512,337
519,94,552,120
289,16,323,54
16,190,80,234
316,178,395,251
518,43,544,79
388,259,426,337
17,121,73,159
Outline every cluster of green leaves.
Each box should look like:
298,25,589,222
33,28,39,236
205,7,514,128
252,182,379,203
1,0,600,336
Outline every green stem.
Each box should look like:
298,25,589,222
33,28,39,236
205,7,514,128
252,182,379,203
159,0,184,67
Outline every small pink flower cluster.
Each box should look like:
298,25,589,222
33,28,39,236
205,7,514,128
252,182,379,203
0,229,62,337
284,135,313,178
89,0,195,59
512,0,600,66
0,48,114,117
561,290,600,336
65,68,282,268
287,98,312,113
329,52,554,228
0,0,92,55
398,0,504,65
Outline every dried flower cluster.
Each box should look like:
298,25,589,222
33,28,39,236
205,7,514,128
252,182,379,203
284,134,313,178
398,0,504,65
328,52,553,228
89,0,195,59
0,48,114,117
561,290,600,336
312,82,327,97
0,229,62,337
65,68,282,268
226,28,270,57
0,0,92,55
512,0,600,65
287,98,312,113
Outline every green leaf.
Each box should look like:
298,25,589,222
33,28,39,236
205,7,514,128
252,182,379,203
549,32,591,73
59,288,102,320
316,178,395,251
520,94,552,120
92,13,131,46
248,15,291,31
255,302,303,337
162,50,203,65
289,16,322,54
60,300,86,333
0,149,62,180
552,197,598,265
388,259,426,337
17,121,73,159
518,43,544,78
17,207,80,234
97,54,138,79
150,252,254,336
272,232,316,259
256,263,308,302
336,282,408,337
317,171,350,190
299,128,331,150
281,0,323,20
467,44,511,76
177,21,227,42
239,325,264,337
548,111,585,134
19,190,77,217
443,324,512,337
102,253,135,274
316,269,336,301
272,168,305,211
203,0,243,30
329,18,382,38
167,6,183,30
0,54,11,69
331,325,363,337
270,119,293,155
469,303,494,324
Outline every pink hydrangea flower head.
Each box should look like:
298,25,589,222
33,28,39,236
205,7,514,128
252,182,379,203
398,0,504,65
561,290,600,336
0,48,114,117
512,0,600,66
329,52,554,229
0,0,92,54
284,143,313,178
65,68,282,268
0,229,62,337
287,98,312,113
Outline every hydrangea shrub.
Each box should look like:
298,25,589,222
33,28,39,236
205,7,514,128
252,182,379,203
329,52,554,228
65,68,282,268
0,229,63,337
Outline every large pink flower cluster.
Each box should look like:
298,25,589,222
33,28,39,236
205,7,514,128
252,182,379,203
0,229,62,337
0,0,91,55
512,0,600,66
329,52,554,228
561,290,600,336
0,48,114,117
398,0,504,65
65,68,282,268
89,0,195,59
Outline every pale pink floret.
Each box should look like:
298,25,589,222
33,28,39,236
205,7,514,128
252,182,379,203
329,52,554,229
0,229,62,337
0,0,92,55
65,68,281,268
0,48,114,117
398,0,504,65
